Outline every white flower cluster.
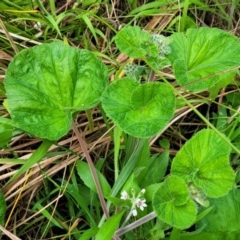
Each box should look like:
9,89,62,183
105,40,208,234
121,189,147,216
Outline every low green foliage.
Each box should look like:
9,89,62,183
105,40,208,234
167,28,240,91
5,42,108,140
197,188,240,233
1,2,240,239
153,175,197,229
102,78,176,137
171,129,234,198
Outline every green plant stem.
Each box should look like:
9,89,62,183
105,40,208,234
72,121,109,219
98,139,146,227
86,109,94,132
170,227,181,240
121,205,135,228
177,96,240,155
114,126,122,181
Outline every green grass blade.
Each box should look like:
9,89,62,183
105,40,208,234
6,140,52,184
110,138,147,197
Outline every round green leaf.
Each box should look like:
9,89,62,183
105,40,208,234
115,26,158,58
101,78,175,138
153,175,197,229
167,27,240,91
5,42,108,141
171,129,234,198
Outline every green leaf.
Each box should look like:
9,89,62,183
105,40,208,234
33,202,63,229
65,184,95,225
153,175,197,229
134,139,150,183
121,173,140,195
159,138,170,149
79,228,99,240
142,151,169,187
171,129,234,198
167,27,240,91
0,124,13,147
110,139,146,197
95,210,125,240
226,91,240,108
209,71,235,100
0,82,5,97
8,140,52,183
145,183,162,202
0,191,6,226
0,116,15,127
102,78,175,138
196,188,240,232
5,42,108,141
105,196,130,208
169,227,181,240
165,231,240,240
115,26,158,58
76,161,111,197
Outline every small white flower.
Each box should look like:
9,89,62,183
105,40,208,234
136,198,147,211
132,208,137,216
120,189,147,220
121,190,128,200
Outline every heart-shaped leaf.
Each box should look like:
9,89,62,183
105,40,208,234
101,78,175,138
115,26,158,58
5,42,108,141
171,129,234,198
153,175,197,229
167,27,240,91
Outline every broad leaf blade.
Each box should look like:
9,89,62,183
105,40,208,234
76,161,111,197
197,188,240,232
167,28,240,91
142,151,169,187
153,175,197,229
0,124,13,147
115,26,158,58
79,228,99,240
95,210,125,240
5,42,108,140
102,78,175,138
171,129,234,198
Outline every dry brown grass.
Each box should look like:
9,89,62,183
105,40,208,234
0,0,239,239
